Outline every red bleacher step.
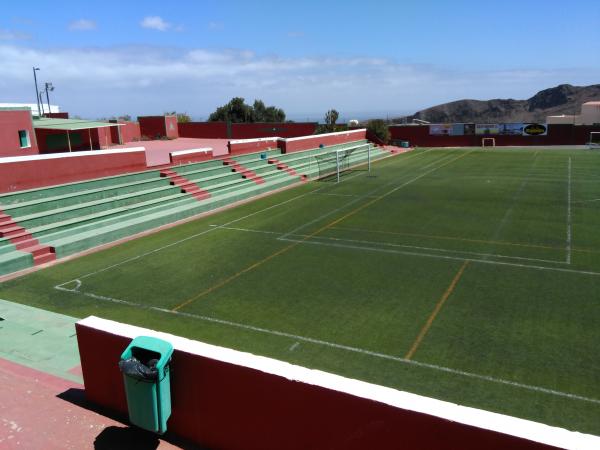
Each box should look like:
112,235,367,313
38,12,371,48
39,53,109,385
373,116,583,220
269,158,307,182
159,168,212,202
14,238,40,250
223,159,265,184
33,251,56,265
0,214,14,224
0,209,56,266
0,225,27,238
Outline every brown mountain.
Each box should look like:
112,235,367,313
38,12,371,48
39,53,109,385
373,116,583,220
400,84,600,124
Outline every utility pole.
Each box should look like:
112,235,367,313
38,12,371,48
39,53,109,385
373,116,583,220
32,67,41,116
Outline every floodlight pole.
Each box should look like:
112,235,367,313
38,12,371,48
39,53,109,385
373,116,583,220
45,82,53,113
39,91,45,116
32,67,41,116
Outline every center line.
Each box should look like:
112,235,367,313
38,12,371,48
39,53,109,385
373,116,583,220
405,261,470,360
566,157,572,264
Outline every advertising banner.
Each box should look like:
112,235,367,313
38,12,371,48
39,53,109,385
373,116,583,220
475,124,500,135
499,123,524,135
429,124,453,135
522,123,547,136
464,123,475,135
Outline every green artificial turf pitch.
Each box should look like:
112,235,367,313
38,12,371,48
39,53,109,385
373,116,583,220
2,147,600,435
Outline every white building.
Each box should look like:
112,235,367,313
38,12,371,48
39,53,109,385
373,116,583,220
0,103,60,117
547,101,600,125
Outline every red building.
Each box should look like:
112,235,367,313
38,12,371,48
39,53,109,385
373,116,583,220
138,115,179,139
0,107,39,157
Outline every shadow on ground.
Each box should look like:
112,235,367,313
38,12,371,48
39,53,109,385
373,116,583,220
58,388,208,449
94,426,161,449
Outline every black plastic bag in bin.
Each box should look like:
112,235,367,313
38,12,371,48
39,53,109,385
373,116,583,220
118,357,159,381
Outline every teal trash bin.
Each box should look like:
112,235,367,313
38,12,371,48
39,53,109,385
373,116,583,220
119,336,174,434
400,141,410,148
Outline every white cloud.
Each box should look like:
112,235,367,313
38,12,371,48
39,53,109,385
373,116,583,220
0,28,30,40
207,22,224,31
68,19,97,31
1,43,598,119
140,16,171,31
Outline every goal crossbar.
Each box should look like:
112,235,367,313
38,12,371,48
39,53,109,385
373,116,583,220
314,145,371,182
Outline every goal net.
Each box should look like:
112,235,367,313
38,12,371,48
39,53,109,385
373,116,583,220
589,132,600,148
481,138,496,147
315,148,362,182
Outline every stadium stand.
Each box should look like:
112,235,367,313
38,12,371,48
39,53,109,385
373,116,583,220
0,142,392,276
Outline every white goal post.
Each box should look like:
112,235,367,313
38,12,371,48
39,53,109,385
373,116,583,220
481,138,496,147
314,145,372,183
588,132,600,148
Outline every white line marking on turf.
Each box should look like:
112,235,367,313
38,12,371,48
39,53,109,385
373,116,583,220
55,188,321,285
279,150,470,241
216,225,566,265
278,236,600,277
484,152,539,259
54,285,600,406
289,341,300,352
53,149,426,288
573,198,600,204
566,157,572,264
310,193,379,198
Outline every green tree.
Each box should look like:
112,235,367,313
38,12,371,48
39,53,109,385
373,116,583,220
208,98,285,123
324,109,339,132
366,119,390,144
253,100,285,122
208,97,253,122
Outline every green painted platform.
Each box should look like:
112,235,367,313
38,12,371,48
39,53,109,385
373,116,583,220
0,298,82,383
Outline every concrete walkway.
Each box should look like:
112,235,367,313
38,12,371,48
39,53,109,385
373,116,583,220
0,299,197,449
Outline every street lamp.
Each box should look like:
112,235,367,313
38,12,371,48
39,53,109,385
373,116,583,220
44,82,54,114
32,67,41,116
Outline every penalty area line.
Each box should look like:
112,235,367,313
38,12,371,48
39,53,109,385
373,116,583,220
54,284,600,406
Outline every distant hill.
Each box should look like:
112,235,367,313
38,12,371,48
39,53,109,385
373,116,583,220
396,84,600,124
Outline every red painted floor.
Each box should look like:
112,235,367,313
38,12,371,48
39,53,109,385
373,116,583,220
0,358,189,449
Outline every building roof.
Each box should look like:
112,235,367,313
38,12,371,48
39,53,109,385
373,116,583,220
583,101,600,106
32,117,119,131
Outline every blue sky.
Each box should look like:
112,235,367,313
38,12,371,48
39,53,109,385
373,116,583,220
1,0,599,120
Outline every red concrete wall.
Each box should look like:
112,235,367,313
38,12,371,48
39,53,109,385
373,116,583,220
0,151,148,192
178,122,228,138
231,122,317,139
138,116,168,139
110,121,141,144
178,122,317,139
0,110,39,157
75,321,561,450
94,127,116,149
389,124,600,147
165,116,179,139
228,138,279,155
281,129,368,153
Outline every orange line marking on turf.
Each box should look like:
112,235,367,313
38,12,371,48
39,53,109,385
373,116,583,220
405,260,470,360
172,151,472,312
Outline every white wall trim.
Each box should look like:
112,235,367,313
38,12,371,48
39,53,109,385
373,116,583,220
0,147,146,164
171,148,213,157
78,315,600,450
